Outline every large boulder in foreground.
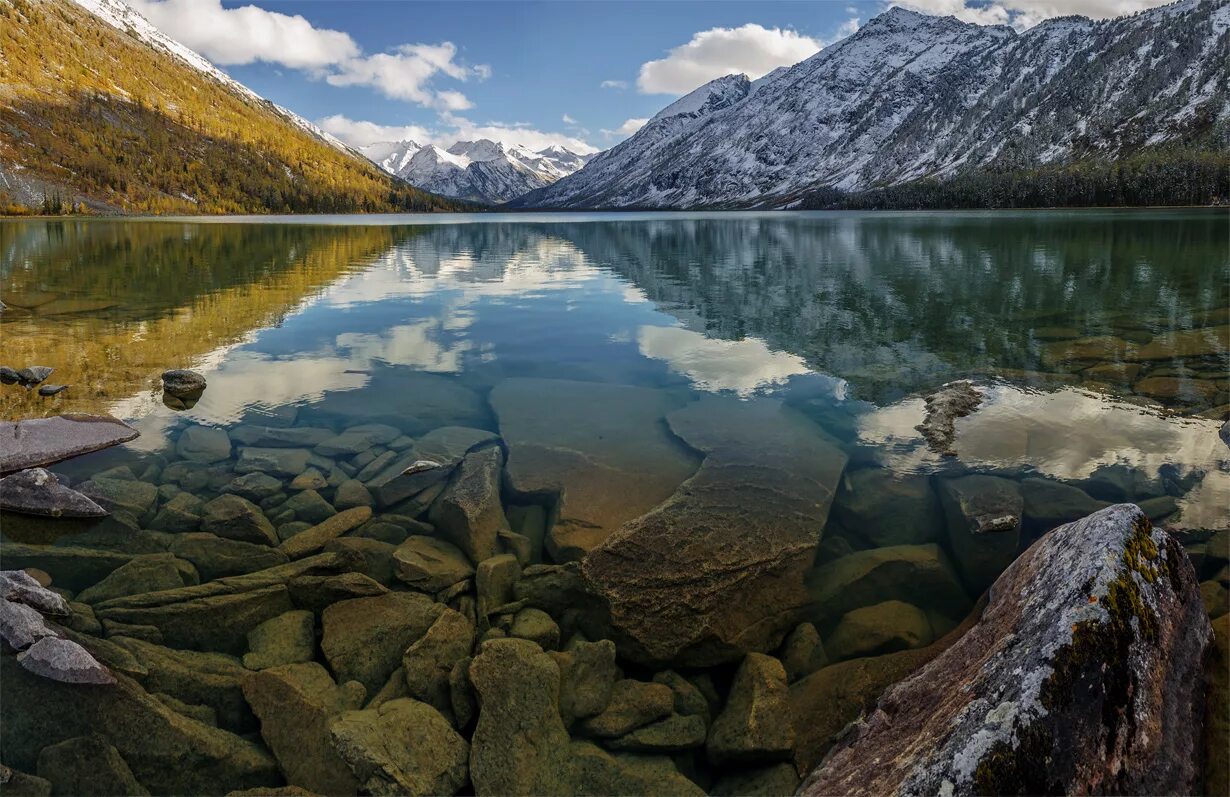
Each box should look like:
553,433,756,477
490,378,699,561
584,397,847,666
799,504,1211,797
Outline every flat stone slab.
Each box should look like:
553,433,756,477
583,396,847,666
490,378,700,561
0,415,139,474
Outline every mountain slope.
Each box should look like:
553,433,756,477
0,0,466,214
362,138,592,204
517,0,1229,209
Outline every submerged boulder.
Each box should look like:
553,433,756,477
799,504,1211,797
320,592,444,694
808,543,970,627
429,446,508,564
938,475,1023,593
583,396,847,666
706,653,793,765
491,378,699,560
36,734,148,796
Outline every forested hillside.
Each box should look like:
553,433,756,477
799,148,1230,210
0,0,468,214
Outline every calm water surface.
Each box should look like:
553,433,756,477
0,210,1227,789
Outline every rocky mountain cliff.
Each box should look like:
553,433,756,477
515,0,1229,209
362,138,591,204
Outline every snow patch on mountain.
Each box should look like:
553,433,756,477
360,138,594,204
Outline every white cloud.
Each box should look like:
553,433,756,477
318,113,598,155
637,24,824,95
600,80,629,90
892,0,1178,29
326,43,488,108
316,115,434,147
601,118,649,139
128,0,359,69
562,113,577,124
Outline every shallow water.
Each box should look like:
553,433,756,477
1,210,1227,791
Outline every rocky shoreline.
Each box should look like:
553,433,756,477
0,378,1226,796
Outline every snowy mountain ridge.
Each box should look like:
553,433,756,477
516,0,1229,209
361,138,592,204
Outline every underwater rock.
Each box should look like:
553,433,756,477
914,380,982,455
799,505,1211,797
333,479,373,510
201,495,279,547
231,425,334,449
429,446,508,564
1020,477,1109,529
0,469,106,519
111,636,253,732
0,414,139,474
508,607,559,650
96,585,294,655
1127,325,1230,361
288,572,388,614
0,570,70,617
235,447,312,478
0,598,58,650
606,712,707,753
468,637,572,795
568,740,704,796
706,653,793,765
161,369,206,398
149,491,204,532
778,622,827,683
176,425,232,463
17,366,54,387
36,734,148,796
76,554,197,604
393,536,474,592
289,468,328,491
938,475,1023,593
551,638,619,725
321,592,444,694
170,534,290,581
0,543,130,593
832,469,942,547
491,378,698,560
329,698,469,797
826,600,934,661
224,472,285,502
0,764,52,796
807,543,969,626
243,610,316,670
278,506,371,559
476,554,520,624
1207,614,1229,797
241,662,365,795
710,762,801,797
77,476,158,525
578,678,674,739
402,608,474,719
284,489,336,525
366,426,498,509
584,396,847,666
2,656,279,794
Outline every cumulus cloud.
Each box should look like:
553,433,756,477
316,115,435,147
601,118,649,139
893,0,1178,29
130,0,487,110
318,113,598,155
600,80,630,90
562,113,577,124
637,24,824,95
128,0,359,68
325,43,488,108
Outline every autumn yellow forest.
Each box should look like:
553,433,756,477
0,0,467,214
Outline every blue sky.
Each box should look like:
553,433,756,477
126,0,1170,154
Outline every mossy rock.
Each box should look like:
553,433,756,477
706,653,793,765
36,734,149,796
243,610,316,670
550,638,619,725
401,608,474,719
807,543,970,626
321,592,444,694
826,600,934,661
710,762,800,797
76,553,197,605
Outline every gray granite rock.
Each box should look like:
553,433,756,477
800,505,1212,797
17,637,115,685
162,369,206,397
0,468,108,518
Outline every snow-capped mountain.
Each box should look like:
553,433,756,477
361,139,593,204
516,0,1229,209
